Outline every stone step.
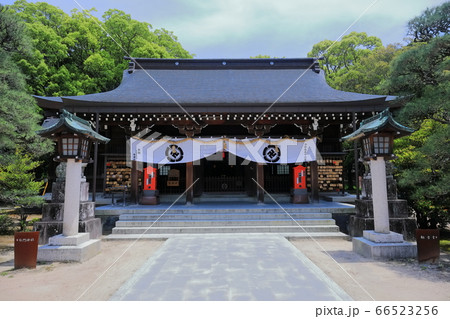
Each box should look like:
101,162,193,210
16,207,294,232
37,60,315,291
111,225,340,234
195,197,257,203
98,206,354,216
118,212,332,221
192,194,292,203
104,232,349,240
115,218,337,227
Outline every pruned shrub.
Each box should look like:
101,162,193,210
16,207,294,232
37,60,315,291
0,214,15,235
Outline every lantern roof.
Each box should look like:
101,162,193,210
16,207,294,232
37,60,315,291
342,108,414,142
37,109,110,143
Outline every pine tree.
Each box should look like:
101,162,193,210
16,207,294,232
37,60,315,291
0,4,52,163
0,5,51,218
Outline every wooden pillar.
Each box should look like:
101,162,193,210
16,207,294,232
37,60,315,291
186,161,194,204
92,112,99,202
353,112,360,200
310,161,319,203
256,163,264,203
130,160,139,204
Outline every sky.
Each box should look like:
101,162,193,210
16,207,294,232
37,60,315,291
1,0,447,58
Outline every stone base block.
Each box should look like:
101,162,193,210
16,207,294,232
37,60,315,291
34,218,102,245
353,237,417,260
79,218,102,240
42,201,95,221
79,202,95,221
34,222,63,245
332,212,356,234
42,203,64,221
291,194,309,204
363,230,404,243
349,216,417,241
51,181,89,202
49,233,90,246
98,216,120,235
140,196,160,205
355,199,409,218
37,238,101,262
291,188,309,204
143,190,159,197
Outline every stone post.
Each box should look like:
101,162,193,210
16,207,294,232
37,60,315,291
63,159,82,236
370,157,390,234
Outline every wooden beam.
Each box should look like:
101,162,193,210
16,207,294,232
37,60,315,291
186,161,194,204
310,161,319,203
130,160,139,204
353,112,360,200
256,163,264,203
92,112,99,202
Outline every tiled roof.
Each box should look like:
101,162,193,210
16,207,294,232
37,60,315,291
35,58,396,110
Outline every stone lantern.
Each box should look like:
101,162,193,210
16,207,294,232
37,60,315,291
36,110,109,262
342,108,417,259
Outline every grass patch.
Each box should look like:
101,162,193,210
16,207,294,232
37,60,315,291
0,269,14,277
440,240,450,252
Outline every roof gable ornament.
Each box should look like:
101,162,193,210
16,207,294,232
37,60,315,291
128,61,135,74
242,124,276,137
173,123,208,137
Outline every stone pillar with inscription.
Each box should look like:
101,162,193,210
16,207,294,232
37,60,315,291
348,161,417,241
34,162,102,244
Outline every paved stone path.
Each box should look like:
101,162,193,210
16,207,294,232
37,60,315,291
110,234,352,301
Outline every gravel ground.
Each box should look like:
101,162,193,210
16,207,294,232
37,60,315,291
289,237,450,301
1,235,449,301
0,236,163,301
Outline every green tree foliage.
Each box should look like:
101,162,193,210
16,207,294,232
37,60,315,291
0,149,45,230
0,3,31,54
0,214,15,235
388,3,450,229
407,1,450,42
0,4,50,216
250,55,278,58
307,32,383,90
9,0,193,96
0,4,52,163
308,34,402,193
0,149,44,208
388,35,450,126
394,121,449,229
333,44,402,94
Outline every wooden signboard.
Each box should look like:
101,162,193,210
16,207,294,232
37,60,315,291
416,229,440,263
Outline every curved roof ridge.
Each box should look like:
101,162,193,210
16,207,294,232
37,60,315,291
34,57,397,110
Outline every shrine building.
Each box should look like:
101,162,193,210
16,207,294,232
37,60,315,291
35,57,399,205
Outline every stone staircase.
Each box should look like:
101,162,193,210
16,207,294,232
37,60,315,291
104,203,352,240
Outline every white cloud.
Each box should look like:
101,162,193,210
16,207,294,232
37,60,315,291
2,0,448,58
146,0,447,57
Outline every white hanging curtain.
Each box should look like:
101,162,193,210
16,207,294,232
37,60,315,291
130,137,317,164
